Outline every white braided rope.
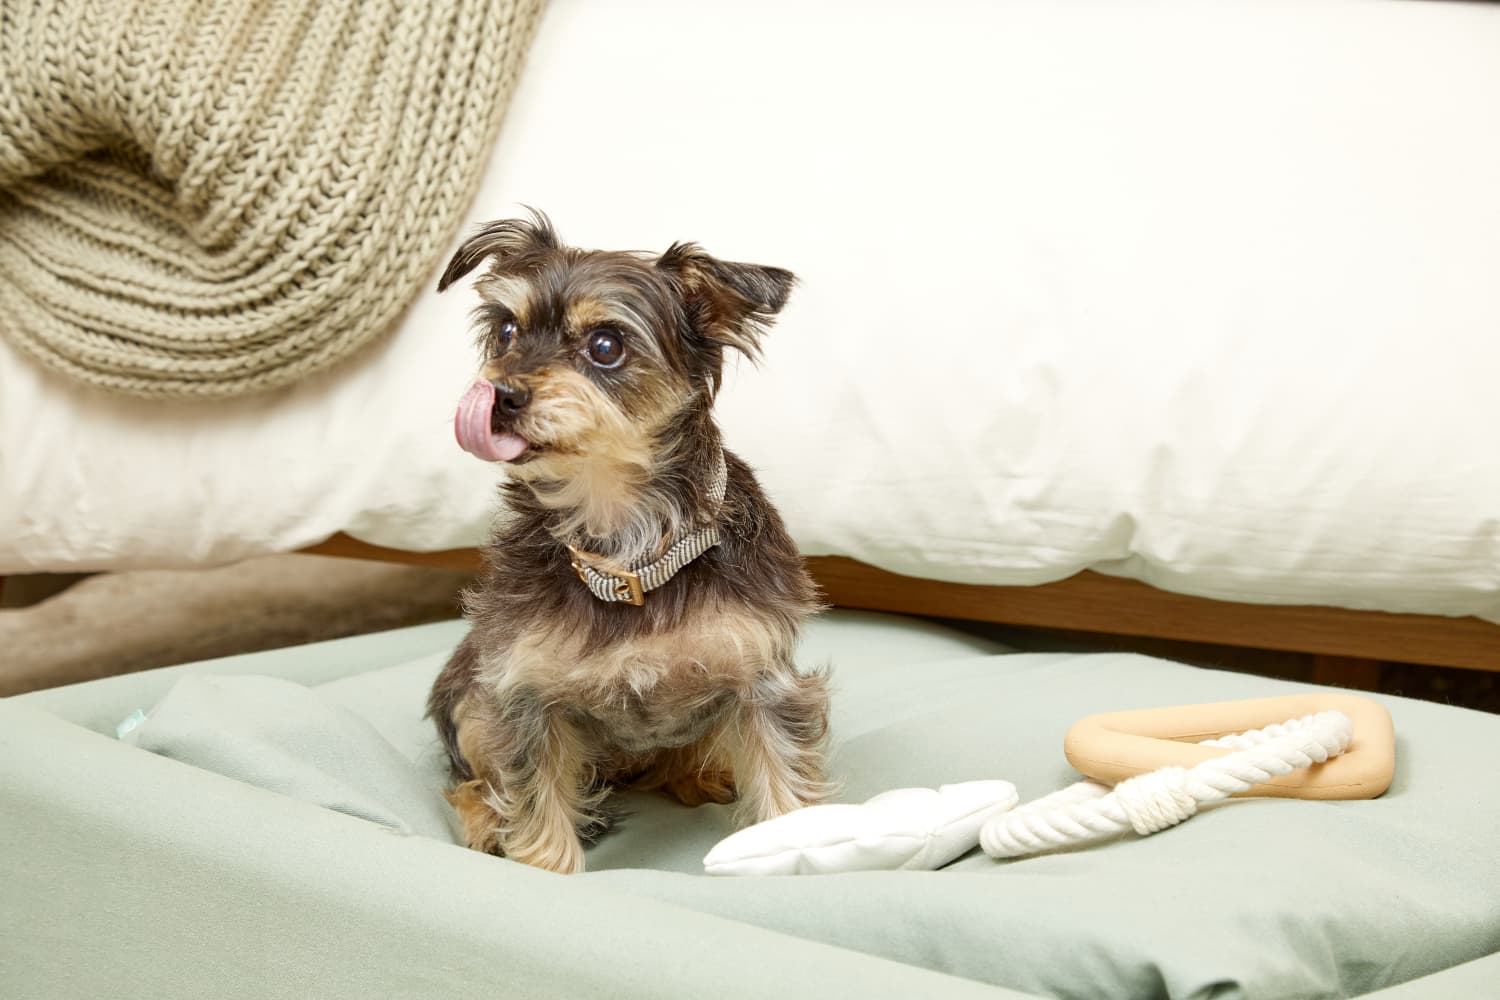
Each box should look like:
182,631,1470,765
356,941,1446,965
980,711,1353,859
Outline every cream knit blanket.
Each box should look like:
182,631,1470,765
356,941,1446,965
0,1,542,398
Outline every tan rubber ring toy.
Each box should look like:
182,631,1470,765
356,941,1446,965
1063,693,1395,800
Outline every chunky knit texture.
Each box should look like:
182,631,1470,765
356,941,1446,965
0,0,543,398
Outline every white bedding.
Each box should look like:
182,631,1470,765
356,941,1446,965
5,0,1500,622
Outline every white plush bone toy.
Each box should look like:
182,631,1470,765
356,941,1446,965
704,781,1018,876
703,693,1395,876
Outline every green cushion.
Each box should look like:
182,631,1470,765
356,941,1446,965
7,611,1499,998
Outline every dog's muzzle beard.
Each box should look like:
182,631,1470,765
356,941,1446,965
456,369,728,606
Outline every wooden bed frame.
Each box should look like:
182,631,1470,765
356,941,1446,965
302,533,1500,683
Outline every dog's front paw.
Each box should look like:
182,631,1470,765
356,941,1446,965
663,768,738,807
446,780,503,855
499,810,587,874
503,832,586,874
446,781,585,872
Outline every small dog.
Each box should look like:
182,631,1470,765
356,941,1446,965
427,211,830,873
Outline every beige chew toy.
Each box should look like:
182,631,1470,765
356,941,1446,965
1064,693,1395,799
981,694,1396,859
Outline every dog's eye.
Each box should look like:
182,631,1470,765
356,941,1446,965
586,328,625,369
496,318,517,351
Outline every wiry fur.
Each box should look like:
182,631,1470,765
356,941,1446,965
427,211,829,873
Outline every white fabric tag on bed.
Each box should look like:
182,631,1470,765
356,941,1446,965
116,709,148,742
703,780,1018,876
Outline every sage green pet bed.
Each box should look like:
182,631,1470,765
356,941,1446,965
4,612,1498,999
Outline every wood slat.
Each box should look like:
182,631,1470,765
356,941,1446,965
301,535,483,573
1310,655,1385,690
807,556,1500,672
297,535,1500,672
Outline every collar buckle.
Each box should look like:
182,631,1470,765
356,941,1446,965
567,544,647,606
614,569,645,606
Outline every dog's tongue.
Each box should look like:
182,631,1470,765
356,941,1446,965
454,380,528,463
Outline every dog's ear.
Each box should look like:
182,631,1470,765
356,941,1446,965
656,242,796,361
437,209,559,292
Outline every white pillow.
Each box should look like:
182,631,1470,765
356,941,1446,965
703,781,1017,877
8,0,1500,628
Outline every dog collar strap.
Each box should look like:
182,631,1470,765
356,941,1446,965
567,452,729,606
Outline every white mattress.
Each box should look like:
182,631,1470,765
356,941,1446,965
5,0,1500,623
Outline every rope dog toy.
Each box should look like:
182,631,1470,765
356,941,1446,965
980,710,1353,858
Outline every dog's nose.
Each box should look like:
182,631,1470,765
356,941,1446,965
492,381,530,415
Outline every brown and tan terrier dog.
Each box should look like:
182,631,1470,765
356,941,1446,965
427,211,830,873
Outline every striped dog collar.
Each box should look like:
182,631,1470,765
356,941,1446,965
565,452,729,606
